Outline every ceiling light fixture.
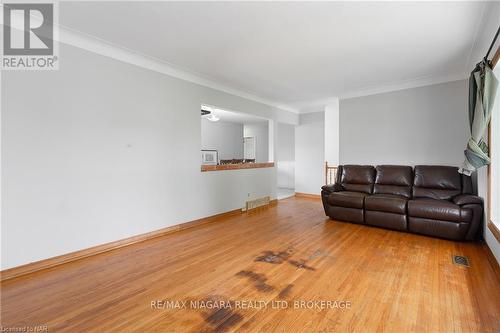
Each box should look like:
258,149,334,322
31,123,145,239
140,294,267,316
207,114,220,122
201,106,220,121
201,106,212,115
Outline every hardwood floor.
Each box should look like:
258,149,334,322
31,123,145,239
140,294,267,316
1,197,499,332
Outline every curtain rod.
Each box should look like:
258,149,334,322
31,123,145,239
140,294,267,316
485,25,500,61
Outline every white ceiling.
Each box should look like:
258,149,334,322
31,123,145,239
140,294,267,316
202,106,268,125
59,1,499,112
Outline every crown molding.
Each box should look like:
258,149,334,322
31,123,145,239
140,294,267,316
338,73,468,101
294,73,468,112
54,24,299,114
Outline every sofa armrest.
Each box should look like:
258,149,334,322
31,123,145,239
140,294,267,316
321,183,343,194
321,183,342,217
453,194,483,206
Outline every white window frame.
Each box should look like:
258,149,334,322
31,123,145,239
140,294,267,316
488,56,500,241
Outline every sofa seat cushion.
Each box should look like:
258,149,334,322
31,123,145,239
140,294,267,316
365,194,408,214
328,191,367,209
408,199,471,223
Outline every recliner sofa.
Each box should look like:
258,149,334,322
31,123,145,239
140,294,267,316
321,165,483,241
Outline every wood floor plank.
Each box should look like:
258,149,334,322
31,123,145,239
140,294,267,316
1,197,499,332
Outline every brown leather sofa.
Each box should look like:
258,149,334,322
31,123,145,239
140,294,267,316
321,165,483,241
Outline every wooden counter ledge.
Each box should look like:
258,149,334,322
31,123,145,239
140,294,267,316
201,162,274,172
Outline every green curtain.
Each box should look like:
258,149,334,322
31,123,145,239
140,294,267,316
459,60,499,176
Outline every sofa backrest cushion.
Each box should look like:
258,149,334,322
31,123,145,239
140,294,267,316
373,165,413,198
412,166,461,200
339,165,375,194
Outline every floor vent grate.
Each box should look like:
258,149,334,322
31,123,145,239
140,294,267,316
245,196,270,211
453,255,470,267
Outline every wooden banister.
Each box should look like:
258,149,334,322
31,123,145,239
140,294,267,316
325,162,338,185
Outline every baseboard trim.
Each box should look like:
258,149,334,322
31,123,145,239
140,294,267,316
295,192,321,199
483,242,500,282
1,203,278,281
487,221,500,243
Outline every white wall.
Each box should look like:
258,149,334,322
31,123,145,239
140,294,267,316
276,123,295,189
339,80,468,166
201,119,243,161
324,100,340,166
295,112,324,195
243,123,268,163
1,43,298,269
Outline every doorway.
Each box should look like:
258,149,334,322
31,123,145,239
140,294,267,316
243,136,256,160
276,123,295,199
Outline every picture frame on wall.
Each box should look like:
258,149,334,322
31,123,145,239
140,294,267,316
201,150,218,165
